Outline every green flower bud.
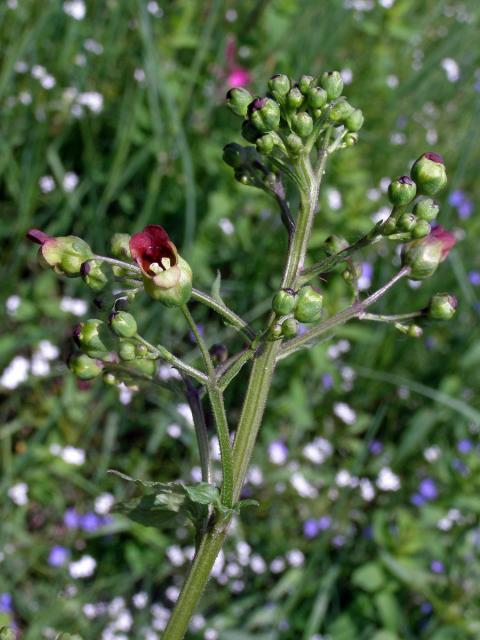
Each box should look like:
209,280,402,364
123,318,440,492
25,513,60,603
241,119,260,143
68,353,103,380
80,260,108,291
268,74,291,98
110,233,132,261
135,343,149,358
411,220,431,239
143,255,193,307
428,293,457,320
323,235,349,255
320,71,343,99
291,112,314,138
127,358,156,378
298,75,314,94
285,133,304,155
0,628,15,640
402,225,455,280
281,318,298,338
397,213,417,232
328,100,355,124
248,97,280,133
256,133,275,155
73,319,110,357
411,152,447,196
307,86,328,109
119,340,137,361
272,288,297,316
103,372,118,385
27,230,94,277
407,324,423,338
109,311,137,338
413,198,439,222
268,323,283,340
382,218,397,236
388,176,417,206
226,87,252,117
286,87,304,110
345,108,364,132
223,143,247,169
344,132,358,147
294,286,324,323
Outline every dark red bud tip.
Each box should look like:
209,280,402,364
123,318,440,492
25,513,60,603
72,324,82,345
80,260,91,276
27,228,51,245
424,152,444,164
398,176,414,185
249,97,268,113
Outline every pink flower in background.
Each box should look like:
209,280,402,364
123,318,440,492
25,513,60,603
225,35,251,88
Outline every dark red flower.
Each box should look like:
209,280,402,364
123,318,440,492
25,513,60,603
27,228,52,245
129,225,178,276
429,225,456,260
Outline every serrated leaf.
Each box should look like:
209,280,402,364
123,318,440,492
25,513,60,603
115,493,185,528
183,482,221,507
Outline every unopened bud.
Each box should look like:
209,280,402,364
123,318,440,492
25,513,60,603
226,87,252,117
382,218,397,236
294,286,324,323
407,324,423,338
119,340,137,361
256,133,275,155
248,97,280,133
27,229,94,277
397,213,416,232
281,318,298,338
269,323,283,340
344,132,358,147
286,87,304,110
323,235,349,255
272,288,297,316
345,109,364,132
320,71,343,100
73,319,110,357
402,225,455,280
223,143,246,169
328,100,355,124
307,87,328,109
410,152,447,196
388,176,417,206
411,220,431,239
291,112,314,137
127,358,156,378
298,75,314,94
109,311,138,338
285,133,304,155
268,74,291,99
68,353,103,380
413,198,439,222
110,233,132,261
81,260,108,291
428,293,457,320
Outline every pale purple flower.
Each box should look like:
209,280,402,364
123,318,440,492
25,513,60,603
303,519,319,539
419,478,438,500
64,507,81,529
449,189,473,219
0,593,12,612
322,373,333,390
410,493,425,507
420,602,433,614
430,560,444,574
48,545,70,567
80,512,103,532
468,271,480,286
318,515,332,530
457,439,473,454
268,440,288,465
369,440,383,455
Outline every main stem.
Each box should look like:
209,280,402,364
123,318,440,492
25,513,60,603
163,152,323,640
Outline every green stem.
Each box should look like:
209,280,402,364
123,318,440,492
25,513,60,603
217,347,255,390
191,288,255,341
181,305,214,377
94,254,141,273
359,311,422,323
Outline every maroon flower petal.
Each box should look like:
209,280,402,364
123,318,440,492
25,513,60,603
27,228,52,245
129,225,178,275
430,225,456,259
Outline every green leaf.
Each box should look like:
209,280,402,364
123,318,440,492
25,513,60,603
351,562,385,592
183,482,221,507
115,492,185,528
236,499,260,510
211,270,224,304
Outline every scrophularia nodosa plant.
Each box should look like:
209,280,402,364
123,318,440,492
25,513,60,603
26,71,457,640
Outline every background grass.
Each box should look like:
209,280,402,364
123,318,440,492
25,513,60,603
1,1,480,638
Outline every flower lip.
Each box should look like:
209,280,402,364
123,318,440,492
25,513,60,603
27,228,52,245
129,225,178,276
423,151,444,164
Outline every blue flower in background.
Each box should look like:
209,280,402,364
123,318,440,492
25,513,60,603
48,545,70,567
0,592,12,613
448,189,474,219
430,560,445,574
418,478,438,500
468,271,480,286
457,439,473,454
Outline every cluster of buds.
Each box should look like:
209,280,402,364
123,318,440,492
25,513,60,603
269,285,324,339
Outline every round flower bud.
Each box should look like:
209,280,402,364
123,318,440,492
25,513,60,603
294,286,324,323
268,74,291,99
110,233,132,260
135,343,149,358
328,100,354,124
291,112,314,138
323,235,349,256
298,75,314,94
80,260,108,291
397,213,417,232
411,220,431,239
73,319,110,357
272,288,297,316
119,340,137,361
428,293,457,320
127,358,156,378
307,87,328,109
407,324,423,338
388,176,416,206
103,372,118,385
320,71,343,100
269,323,283,340
27,229,94,277
286,87,304,110
248,97,280,133
109,311,138,338
223,143,247,169
256,133,275,155
345,109,364,132
402,225,455,280
285,133,304,155
281,318,298,339
382,218,397,236
410,152,447,196
226,87,252,117
344,133,358,147
68,353,103,380
413,198,439,222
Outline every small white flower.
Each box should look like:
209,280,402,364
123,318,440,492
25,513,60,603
290,471,317,498
166,545,185,567
69,554,96,578
166,423,182,438
61,445,85,466
441,57,460,82
246,465,263,486
63,171,79,192
6,295,21,314
211,549,225,577
30,354,50,377
84,39,104,55
1,355,30,390
41,75,56,90
249,554,267,574
176,403,194,426
268,441,288,465
37,340,59,361
190,466,203,482
14,60,28,73
218,218,234,235
379,0,395,7
204,629,218,640
19,91,32,105
386,74,399,88
78,92,104,113
190,614,206,631
270,557,286,573
118,383,133,405
333,402,356,425
63,0,86,20
376,467,400,491
95,492,114,515
147,1,163,17
31,65,47,80
158,365,181,380
60,296,88,316
8,482,29,506
134,68,146,82
360,478,375,501
424,446,441,462
336,469,353,487
341,68,353,84
326,188,342,210
286,549,304,567
39,175,55,193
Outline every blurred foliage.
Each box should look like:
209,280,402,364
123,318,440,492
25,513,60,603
1,0,480,638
